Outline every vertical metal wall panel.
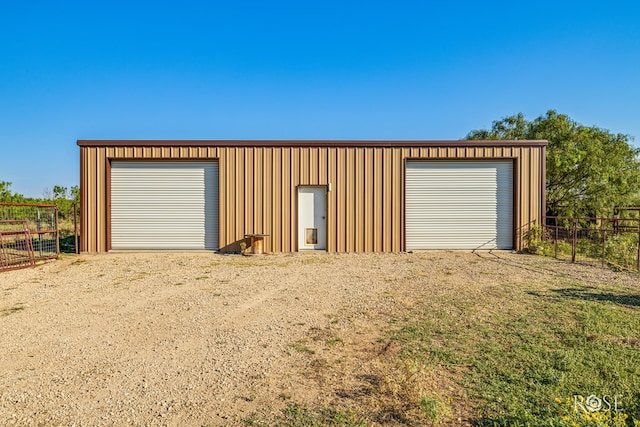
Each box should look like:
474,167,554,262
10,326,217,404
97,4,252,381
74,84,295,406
307,148,315,184
254,148,262,235
79,148,86,252
319,148,328,184
382,149,392,251
97,149,106,251
355,149,363,252
291,148,300,250
348,148,356,252
327,148,336,251
245,148,253,235
282,148,291,252
79,147,88,252
79,141,545,253
262,148,271,251
300,148,308,185
372,148,382,251
232,148,240,247
335,149,345,252
395,149,406,250
237,147,243,247
230,147,239,250
364,149,373,251
88,148,97,251
217,148,225,250
271,148,281,252
221,147,231,250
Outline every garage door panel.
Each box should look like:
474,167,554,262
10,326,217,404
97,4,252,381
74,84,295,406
406,161,513,250
111,161,219,250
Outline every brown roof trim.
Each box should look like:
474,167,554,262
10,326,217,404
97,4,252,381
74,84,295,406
77,139,548,148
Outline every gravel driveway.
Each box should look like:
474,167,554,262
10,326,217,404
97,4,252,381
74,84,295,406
1,251,635,426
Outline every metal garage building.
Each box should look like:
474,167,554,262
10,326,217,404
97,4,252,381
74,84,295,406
77,140,546,253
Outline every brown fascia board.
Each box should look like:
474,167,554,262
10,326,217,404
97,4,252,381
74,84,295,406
77,139,548,147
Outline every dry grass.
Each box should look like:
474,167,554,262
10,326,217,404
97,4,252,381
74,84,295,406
3,251,640,426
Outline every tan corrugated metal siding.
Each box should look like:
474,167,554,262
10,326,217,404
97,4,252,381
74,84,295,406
78,141,546,253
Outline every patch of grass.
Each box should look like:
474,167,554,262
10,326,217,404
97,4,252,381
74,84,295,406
325,313,340,324
300,256,330,265
243,417,268,426
273,261,293,267
131,272,148,281
273,402,366,427
390,280,640,425
326,336,343,347
290,340,315,355
207,256,640,426
2,304,25,316
224,257,293,268
353,357,452,425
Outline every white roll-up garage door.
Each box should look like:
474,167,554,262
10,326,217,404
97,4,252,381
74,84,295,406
406,161,513,250
111,161,218,250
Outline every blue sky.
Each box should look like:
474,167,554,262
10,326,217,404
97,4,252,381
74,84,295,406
1,1,639,197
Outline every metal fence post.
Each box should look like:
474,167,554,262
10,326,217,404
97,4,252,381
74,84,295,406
601,217,606,267
572,218,577,263
74,203,79,255
55,207,60,257
37,206,43,257
637,218,640,271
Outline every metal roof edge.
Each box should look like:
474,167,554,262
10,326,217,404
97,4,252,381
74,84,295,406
77,139,548,147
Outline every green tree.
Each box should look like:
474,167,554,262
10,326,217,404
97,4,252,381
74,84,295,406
0,181,12,201
0,181,26,203
52,185,68,200
69,185,79,204
466,110,640,217
43,184,78,223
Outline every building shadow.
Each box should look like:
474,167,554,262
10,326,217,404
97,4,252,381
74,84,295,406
527,286,640,308
217,237,250,253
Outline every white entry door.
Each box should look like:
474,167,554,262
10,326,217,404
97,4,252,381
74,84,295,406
297,186,327,250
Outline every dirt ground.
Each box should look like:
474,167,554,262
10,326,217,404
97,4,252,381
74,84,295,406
1,251,637,426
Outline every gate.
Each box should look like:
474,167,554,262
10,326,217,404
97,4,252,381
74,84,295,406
0,203,59,272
